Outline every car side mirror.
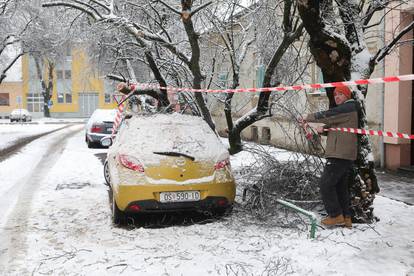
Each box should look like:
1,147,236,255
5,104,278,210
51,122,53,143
100,137,113,147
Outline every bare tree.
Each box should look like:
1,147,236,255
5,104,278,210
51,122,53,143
21,3,78,117
204,0,304,154
42,0,217,122
0,0,30,84
297,0,414,222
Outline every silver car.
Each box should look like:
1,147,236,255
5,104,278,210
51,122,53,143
10,109,32,122
85,109,117,148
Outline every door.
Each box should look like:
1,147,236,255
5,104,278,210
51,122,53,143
79,92,99,117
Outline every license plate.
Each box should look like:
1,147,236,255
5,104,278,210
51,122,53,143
107,128,113,132
160,191,200,203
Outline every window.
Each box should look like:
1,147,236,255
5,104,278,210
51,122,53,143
256,65,265,88
0,93,10,106
65,93,72,103
104,80,115,104
105,93,112,103
261,127,271,144
56,68,72,104
218,72,228,88
57,93,64,103
27,93,44,112
251,126,258,142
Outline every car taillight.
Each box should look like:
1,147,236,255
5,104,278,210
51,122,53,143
118,154,145,172
214,159,230,170
91,124,103,133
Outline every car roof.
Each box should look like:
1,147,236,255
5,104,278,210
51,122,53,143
11,109,29,113
90,109,117,122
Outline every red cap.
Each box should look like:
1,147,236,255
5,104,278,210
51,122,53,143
334,86,352,99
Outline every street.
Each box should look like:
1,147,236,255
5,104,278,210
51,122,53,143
0,125,413,275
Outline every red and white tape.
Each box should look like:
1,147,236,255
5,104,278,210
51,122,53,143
325,127,414,140
112,96,125,136
127,74,414,140
134,74,414,94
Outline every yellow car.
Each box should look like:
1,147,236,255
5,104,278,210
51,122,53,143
103,113,235,224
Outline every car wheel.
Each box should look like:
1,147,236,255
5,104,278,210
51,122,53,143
104,160,110,186
213,205,233,218
112,193,127,225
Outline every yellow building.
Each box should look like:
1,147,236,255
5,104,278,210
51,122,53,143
0,50,24,118
20,47,116,118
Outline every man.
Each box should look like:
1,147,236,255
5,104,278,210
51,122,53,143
302,86,358,228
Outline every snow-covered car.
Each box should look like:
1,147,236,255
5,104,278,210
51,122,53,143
10,108,32,122
103,113,236,224
85,108,117,148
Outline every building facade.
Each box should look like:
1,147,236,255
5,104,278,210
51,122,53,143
20,47,116,119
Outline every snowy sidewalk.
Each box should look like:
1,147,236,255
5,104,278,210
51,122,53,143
377,171,414,205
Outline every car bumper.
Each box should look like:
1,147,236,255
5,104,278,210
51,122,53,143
113,181,236,212
86,133,111,143
125,196,232,213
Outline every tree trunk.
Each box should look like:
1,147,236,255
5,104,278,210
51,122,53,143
181,0,215,131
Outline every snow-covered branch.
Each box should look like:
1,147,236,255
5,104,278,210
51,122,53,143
372,21,414,64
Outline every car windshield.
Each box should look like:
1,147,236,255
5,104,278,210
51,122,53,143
117,114,227,161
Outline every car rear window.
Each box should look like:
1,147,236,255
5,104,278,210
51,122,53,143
117,114,227,160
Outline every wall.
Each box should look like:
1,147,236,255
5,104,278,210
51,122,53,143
383,5,413,170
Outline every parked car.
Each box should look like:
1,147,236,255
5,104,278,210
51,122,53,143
102,113,236,224
10,109,32,122
85,109,117,148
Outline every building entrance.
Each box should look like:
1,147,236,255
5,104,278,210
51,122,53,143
79,92,98,118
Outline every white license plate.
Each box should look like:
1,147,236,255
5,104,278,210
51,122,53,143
160,191,201,203
107,128,113,132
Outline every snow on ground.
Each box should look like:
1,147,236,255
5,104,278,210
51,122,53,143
0,118,84,150
0,125,413,275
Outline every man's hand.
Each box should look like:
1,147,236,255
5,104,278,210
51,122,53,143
316,125,325,134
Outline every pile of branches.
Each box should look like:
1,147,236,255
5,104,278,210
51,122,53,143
238,143,323,220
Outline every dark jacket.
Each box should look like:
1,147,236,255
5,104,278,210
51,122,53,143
307,100,358,161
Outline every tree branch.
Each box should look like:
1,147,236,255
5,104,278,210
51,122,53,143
0,52,24,84
372,21,414,64
157,0,181,15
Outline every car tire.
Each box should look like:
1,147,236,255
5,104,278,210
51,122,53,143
104,160,110,186
213,205,233,218
112,193,127,225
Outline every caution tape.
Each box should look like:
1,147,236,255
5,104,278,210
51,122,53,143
112,95,126,136
126,75,414,140
133,74,414,94
325,127,414,140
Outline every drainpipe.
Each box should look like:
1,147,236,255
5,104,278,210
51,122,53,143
380,8,386,168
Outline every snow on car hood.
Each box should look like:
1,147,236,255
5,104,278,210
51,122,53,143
115,113,229,163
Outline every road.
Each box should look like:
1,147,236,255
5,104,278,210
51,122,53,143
0,125,83,273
